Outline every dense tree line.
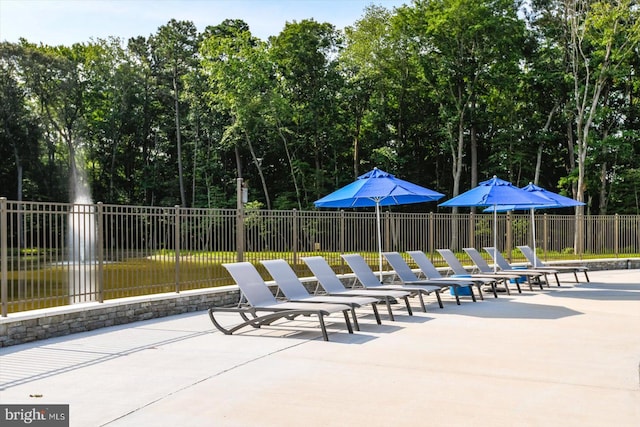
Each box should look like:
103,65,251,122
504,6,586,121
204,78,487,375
1,0,638,214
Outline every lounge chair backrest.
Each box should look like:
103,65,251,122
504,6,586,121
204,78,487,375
483,247,511,270
382,252,421,282
407,251,443,278
223,262,278,306
517,245,542,266
436,249,469,275
341,254,383,287
301,256,347,293
463,248,493,273
261,259,310,300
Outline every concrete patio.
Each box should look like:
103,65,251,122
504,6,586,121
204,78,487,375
1,269,639,426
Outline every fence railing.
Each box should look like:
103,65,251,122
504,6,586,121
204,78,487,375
2,197,639,315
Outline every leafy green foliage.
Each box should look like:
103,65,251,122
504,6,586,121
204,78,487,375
0,2,638,215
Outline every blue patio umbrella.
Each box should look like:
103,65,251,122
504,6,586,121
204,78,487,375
315,167,445,277
483,183,584,212
484,183,585,266
439,176,552,272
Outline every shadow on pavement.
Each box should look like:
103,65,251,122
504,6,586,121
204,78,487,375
546,282,640,300
445,299,583,320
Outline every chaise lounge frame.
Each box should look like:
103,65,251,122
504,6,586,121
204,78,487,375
260,259,382,331
383,251,477,305
341,253,444,312
209,262,354,341
483,247,559,288
302,255,413,321
406,250,484,302
435,249,505,298
517,245,590,283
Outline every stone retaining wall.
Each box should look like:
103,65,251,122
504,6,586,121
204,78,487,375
518,258,640,271
0,287,240,347
1,258,639,348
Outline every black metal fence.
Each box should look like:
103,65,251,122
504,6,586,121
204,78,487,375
2,197,639,315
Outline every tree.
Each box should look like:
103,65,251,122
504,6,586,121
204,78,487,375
522,1,571,186
406,0,529,203
9,42,90,202
1,3,639,217
565,0,640,248
269,19,345,201
200,20,274,209
79,37,159,205
0,57,42,201
150,20,199,207
400,0,530,248
125,36,167,206
340,5,394,178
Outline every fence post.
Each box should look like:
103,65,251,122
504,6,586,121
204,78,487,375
292,209,298,264
384,211,390,252
96,202,104,303
615,213,620,257
236,178,245,262
577,213,584,258
1,198,7,317
340,210,345,256
469,212,475,248
506,211,512,260
428,212,434,257
542,213,548,259
174,205,180,293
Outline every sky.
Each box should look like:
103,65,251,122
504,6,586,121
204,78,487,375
0,0,407,46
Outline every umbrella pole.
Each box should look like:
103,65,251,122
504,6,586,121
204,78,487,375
531,208,537,268
376,201,383,280
493,206,498,273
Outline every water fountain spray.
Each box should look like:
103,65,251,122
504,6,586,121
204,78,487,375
67,161,97,303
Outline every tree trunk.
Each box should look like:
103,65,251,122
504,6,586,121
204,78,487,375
469,104,478,216
276,118,303,210
567,0,626,253
566,119,576,179
234,144,243,179
173,67,186,207
353,114,361,180
599,160,608,214
535,105,558,185
449,109,466,250
469,101,478,189
244,130,271,210
192,115,200,207
12,144,24,249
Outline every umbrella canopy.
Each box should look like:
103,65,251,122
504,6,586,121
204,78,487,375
315,167,444,277
484,183,584,212
483,183,585,266
439,176,552,272
315,167,445,208
439,176,551,209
